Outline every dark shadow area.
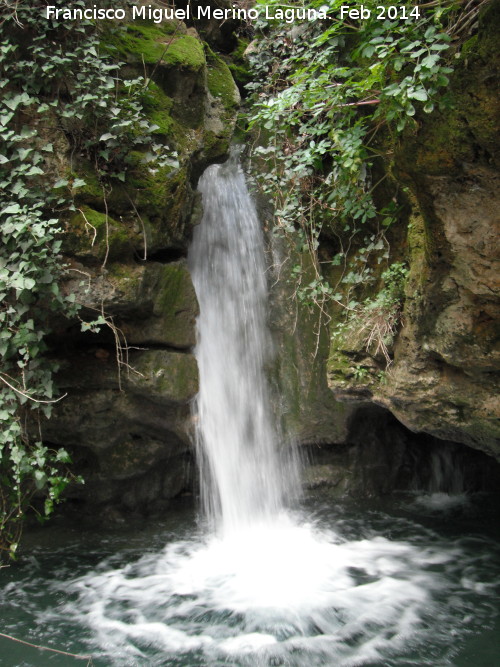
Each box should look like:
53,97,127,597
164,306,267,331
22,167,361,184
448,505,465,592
304,404,500,498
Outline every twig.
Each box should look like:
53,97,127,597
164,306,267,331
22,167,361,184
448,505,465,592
0,374,67,404
0,632,93,664
125,192,147,260
76,208,97,246
100,186,110,269
0,0,22,27
67,267,93,292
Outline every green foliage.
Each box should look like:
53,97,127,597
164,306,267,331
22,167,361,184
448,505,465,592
247,0,454,311
333,262,409,365
351,366,369,382
0,6,83,556
0,0,175,558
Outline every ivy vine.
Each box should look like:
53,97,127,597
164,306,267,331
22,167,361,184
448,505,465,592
246,0,456,320
0,0,171,558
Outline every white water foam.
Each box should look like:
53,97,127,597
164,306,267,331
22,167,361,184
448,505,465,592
62,512,464,666
411,491,470,512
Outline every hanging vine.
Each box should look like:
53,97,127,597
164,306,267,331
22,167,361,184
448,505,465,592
246,0,460,324
0,0,172,558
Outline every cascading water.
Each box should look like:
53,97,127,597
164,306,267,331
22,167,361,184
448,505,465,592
3,154,498,667
408,443,469,512
188,152,299,535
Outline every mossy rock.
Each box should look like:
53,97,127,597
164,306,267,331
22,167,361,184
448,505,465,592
206,48,240,112
102,261,145,305
101,21,207,129
151,262,198,347
126,150,176,209
404,202,431,303
201,47,240,163
153,262,196,316
231,36,250,62
125,150,190,248
120,262,199,348
97,437,166,481
476,0,500,65
102,22,204,71
201,129,226,161
64,205,135,263
228,62,252,91
327,339,355,386
65,17,240,261
70,161,131,218
71,152,193,257
139,81,174,136
71,164,103,205
127,349,198,402
227,37,252,93
397,0,500,176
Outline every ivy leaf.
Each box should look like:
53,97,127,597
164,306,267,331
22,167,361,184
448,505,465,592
56,449,71,463
1,203,21,214
23,277,36,290
0,112,14,126
4,92,32,110
34,470,47,489
53,178,69,188
25,166,44,176
18,147,33,160
408,89,428,101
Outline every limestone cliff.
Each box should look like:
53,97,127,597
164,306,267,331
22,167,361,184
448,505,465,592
326,1,500,462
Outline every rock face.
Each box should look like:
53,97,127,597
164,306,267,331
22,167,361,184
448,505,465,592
376,166,500,456
266,236,358,447
41,16,240,517
376,3,500,459
303,404,500,498
325,3,500,463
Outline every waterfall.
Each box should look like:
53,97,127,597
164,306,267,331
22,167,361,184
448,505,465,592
428,445,465,494
408,442,466,497
188,150,299,535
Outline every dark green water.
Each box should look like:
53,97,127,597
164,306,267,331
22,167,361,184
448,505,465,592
0,493,499,667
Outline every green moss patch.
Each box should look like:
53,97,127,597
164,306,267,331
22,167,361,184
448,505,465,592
130,350,198,402
227,37,252,91
65,205,132,262
201,47,240,161
228,62,252,89
154,264,188,314
126,150,187,218
103,23,204,70
206,49,239,111
140,82,174,135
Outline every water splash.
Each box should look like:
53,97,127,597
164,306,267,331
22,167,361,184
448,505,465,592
45,507,498,667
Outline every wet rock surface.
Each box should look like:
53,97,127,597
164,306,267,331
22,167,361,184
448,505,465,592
303,405,500,498
41,15,239,516
326,3,500,460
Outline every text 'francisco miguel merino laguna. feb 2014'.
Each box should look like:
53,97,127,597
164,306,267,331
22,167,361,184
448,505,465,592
44,3,422,25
